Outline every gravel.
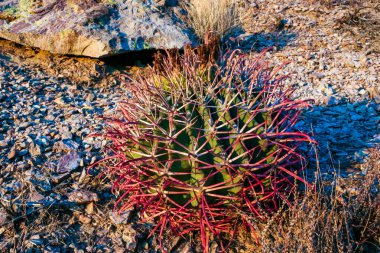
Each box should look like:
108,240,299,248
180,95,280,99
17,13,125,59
0,56,141,252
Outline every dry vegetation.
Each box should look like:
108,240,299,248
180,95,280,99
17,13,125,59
184,0,241,40
316,0,380,47
237,148,380,253
336,1,380,41
316,0,358,6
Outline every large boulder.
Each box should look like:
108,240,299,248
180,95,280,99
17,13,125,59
0,0,193,58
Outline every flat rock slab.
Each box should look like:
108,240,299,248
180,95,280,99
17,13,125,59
0,0,193,58
57,151,80,173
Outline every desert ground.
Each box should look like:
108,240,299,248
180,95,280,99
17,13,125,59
0,0,379,252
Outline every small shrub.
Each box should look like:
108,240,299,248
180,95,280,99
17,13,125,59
91,49,314,251
245,148,380,253
184,0,241,41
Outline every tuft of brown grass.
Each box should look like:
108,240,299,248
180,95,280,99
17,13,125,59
184,0,240,41
317,0,359,7
332,0,380,51
237,147,380,253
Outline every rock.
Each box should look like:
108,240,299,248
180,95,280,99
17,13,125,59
358,88,367,96
122,225,137,251
372,87,380,104
324,95,339,106
0,140,7,147
0,208,9,225
68,190,99,204
0,40,109,84
0,0,194,58
29,142,43,157
109,211,131,225
78,214,91,224
18,149,29,156
53,139,80,153
78,168,87,184
351,113,363,121
31,174,52,193
7,149,16,160
85,93,95,103
50,173,70,184
29,235,44,246
57,151,80,173
19,141,27,149
61,131,73,140
54,97,67,107
85,202,94,215
29,190,45,203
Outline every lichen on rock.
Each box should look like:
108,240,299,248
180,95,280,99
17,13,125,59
0,0,194,58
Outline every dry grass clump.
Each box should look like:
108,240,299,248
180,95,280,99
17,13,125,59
239,148,380,252
184,0,240,40
340,3,380,28
317,0,359,6
333,0,380,51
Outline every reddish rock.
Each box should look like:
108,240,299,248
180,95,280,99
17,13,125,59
57,151,80,174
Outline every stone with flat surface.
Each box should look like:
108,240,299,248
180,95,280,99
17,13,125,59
0,0,193,58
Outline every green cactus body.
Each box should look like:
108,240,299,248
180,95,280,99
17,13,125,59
125,68,281,210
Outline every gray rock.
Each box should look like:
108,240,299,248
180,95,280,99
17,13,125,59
32,177,52,193
29,190,45,203
0,0,194,58
61,131,73,140
57,151,80,173
109,211,131,225
59,125,73,140
53,139,80,153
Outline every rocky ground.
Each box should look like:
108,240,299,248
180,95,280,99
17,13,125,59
0,49,139,252
236,0,379,105
0,0,379,252
233,0,380,179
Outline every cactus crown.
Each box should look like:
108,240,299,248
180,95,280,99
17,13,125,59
92,48,314,251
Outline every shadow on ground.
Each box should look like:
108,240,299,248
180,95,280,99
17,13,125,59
295,100,380,180
228,30,297,52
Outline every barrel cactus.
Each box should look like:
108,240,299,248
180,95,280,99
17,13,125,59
91,49,314,251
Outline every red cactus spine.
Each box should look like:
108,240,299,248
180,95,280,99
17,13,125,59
90,49,315,252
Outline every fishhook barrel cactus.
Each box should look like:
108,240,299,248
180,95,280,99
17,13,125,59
90,48,314,252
